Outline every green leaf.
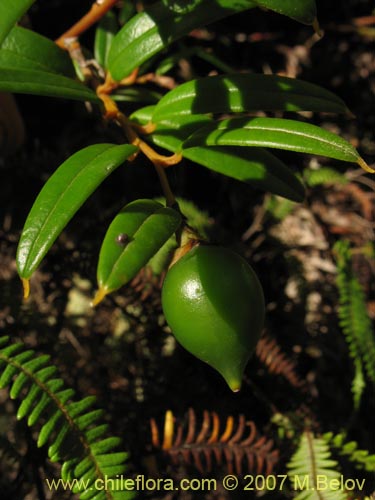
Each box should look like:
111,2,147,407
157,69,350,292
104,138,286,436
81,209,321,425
132,109,304,201
112,87,163,104
46,379,65,393
16,144,138,283
0,364,19,388
0,68,99,102
183,116,365,165
90,437,122,454
108,0,256,80
67,397,97,419
94,10,118,69
131,105,212,151
28,393,52,426
0,26,74,75
47,422,71,459
38,410,63,448
85,425,109,442
95,452,129,467
254,0,316,25
93,199,182,304
17,384,42,419
303,166,349,187
76,410,104,430
184,146,305,202
9,372,29,398
0,0,36,46
74,456,94,478
152,74,350,121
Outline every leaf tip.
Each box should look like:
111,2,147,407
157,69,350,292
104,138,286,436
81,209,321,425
224,374,242,393
229,382,241,393
91,287,109,307
357,157,375,174
21,278,30,300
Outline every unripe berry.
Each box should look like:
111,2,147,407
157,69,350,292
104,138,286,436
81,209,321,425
161,245,265,391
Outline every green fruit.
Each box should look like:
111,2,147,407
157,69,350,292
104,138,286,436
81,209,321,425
161,245,265,391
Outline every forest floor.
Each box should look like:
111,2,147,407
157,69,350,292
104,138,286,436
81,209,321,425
0,1,375,499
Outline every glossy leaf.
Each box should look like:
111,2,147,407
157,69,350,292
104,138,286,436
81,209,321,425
108,0,317,80
131,108,305,201
132,104,211,149
93,199,182,303
0,68,99,102
112,87,162,104
0,26,74,75
254,0,316,25
152,74,350,121
184,146,304,202
183,116,365,165
94,10,118,69
17,144,138,283
108,0,256,80
0,0,36,46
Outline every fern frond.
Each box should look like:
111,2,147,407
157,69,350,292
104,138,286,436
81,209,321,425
256,333,306,390
150,408,279,475
334,240,375,407
303,167,348,187
0,336,134,500
323,432,375,472
287,431,348,500
265,195,296,221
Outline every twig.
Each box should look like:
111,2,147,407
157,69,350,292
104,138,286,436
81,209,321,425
55,0,118,49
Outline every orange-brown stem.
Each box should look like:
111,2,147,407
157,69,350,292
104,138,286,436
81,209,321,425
115,114,179,206
96,90,181,205
130,121,157,135
119,68,140,86
97,72,119,95
55,0,118,48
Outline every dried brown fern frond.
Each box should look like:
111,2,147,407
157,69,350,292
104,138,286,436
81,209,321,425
256,333,306,390
150,408,279,476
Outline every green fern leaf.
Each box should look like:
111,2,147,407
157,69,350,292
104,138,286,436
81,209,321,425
48,422,71,458
0,343,23,358
303,167,348,187
38,409,64,447
75,409,104,430
323,432,375,472
91,437,123,454
352,358,366,410
0,336,135,499
67,396,97,417
17,384,43,419
85,424,109,442
97,453,129,467
74,456,95,478
334,240,375,407
288,431,348,500
0,364,22,387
